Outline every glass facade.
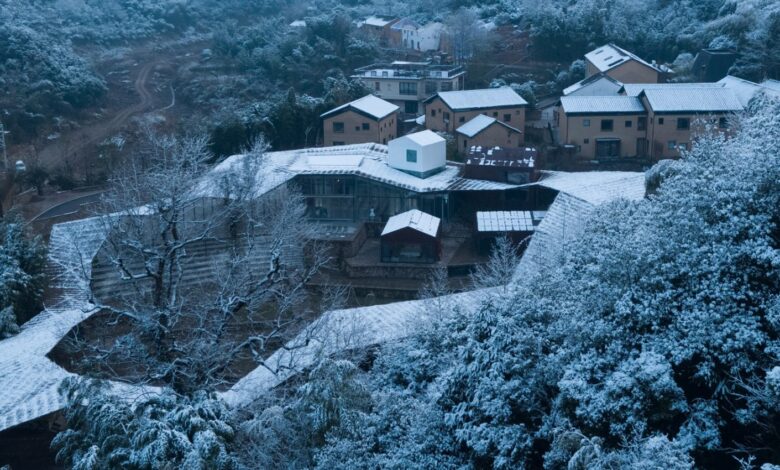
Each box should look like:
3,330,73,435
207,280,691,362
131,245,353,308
295,175,449,223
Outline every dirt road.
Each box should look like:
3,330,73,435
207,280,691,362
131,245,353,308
36,60,166,171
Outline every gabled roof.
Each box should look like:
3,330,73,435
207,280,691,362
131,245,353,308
390,17,420,30
455,114,521,138
320,95,399,120
381,209,440,237
563,73,623,96
621,82,724,97
640,87,743,113
585,44,662,74
718,75,780,107
402,130,445,146
426,87,528,110
560,96,646,114
762,79,780,92
363,16,396,27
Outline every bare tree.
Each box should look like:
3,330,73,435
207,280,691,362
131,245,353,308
66,133,332,395
445,8,488,64
470,235,523,291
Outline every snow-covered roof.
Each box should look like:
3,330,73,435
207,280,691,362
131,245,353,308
476,211,537,232
641,87,743,113
563,73,623,96
201,143,516,197
320,94,399,120
456,114,521,138
621,82,723,96
718,75,780,107
363,16,395,27
404,130,445,146
560,96,646,114
381,209,440,237
532,171,646,205
390,17,420,30
289,20,306,27
585,43,662,74
762,79,780,92
430,87,528,110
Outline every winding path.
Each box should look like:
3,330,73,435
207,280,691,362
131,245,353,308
37,60,167,170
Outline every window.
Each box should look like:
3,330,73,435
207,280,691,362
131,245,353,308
406,149,417,163
459,116,465,123
677,118,690,130
362,123,370,130
503,114,511,122
583,119,591,127
492,112,498,117
374,81,380,91
668,140,677,150
431,109,436,117
440,82,453,91
399,82,417,95
658,117,665,125
443,112,450,121
382,71,389,77
719,117,729,129
638,117,647,131
625,120,632,128
355,126,360,131
425,81,437,94
584,138,590,144
333,122,344,134
679,142,689,151
463,139,468,148
601,119,614,131
370,71,377,77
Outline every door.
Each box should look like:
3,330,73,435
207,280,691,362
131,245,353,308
596,139,621,158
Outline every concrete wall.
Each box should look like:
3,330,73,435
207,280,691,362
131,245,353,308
425,96,526,134
323,109,398,146
559,111,649,159
456,122,524,151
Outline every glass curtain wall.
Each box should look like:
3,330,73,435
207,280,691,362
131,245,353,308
295,175,449,223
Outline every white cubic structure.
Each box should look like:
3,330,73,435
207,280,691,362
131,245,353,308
388,130,446,179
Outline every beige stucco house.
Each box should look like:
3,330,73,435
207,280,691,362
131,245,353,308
424,87,528,134
584,44,663,84
321,95,400,146
455,114,523,151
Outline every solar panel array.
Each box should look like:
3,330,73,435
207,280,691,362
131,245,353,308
476,211,536,232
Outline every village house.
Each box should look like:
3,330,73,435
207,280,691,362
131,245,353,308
584,44,664,84
557,96,649,159
555,83,750,160
424,87,528,134
639,87,743,158
321,95,400,146
389,18,444,52
455,114,523,151
358,16,400,47
352,61,465,115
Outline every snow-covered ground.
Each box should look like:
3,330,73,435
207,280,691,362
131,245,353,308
0,169,645,431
